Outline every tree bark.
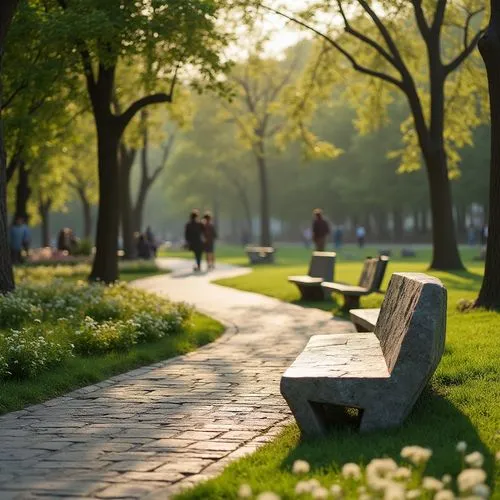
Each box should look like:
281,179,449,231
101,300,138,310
118,144,137,260
15,161,30,220
75,187,92,240
0,0,18,293
256,145,271,247
476,0,500,309
38,198,51,247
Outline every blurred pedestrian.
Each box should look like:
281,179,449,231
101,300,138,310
312,209,330,251
202,212,217,270
9,215,30,264
356,225,366,248
185,209,204,272
334,225,343,249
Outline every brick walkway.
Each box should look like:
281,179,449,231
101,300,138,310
0,259,354,499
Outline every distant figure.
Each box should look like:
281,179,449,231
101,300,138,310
334,226,343,249
137,233,152,259
145,226,157,257
302,227,312,249
185,209,204,272
202,212,217,270
57,228,71,252
481,225,488,245
9,216,30,264
467,225,476,246
356,225,366,248
312,209,330,251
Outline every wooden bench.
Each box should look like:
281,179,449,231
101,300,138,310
350,308,380,332
280,273,447,435
321,256,389,310
246,246,275,264
288,252,336,301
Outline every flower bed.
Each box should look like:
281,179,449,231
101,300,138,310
0,280,192,379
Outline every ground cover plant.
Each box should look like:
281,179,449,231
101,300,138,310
170,244,498,498
0,263,224,414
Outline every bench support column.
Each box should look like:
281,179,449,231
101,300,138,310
342,295,360,311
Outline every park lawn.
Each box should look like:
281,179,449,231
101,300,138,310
175,245,499,498
0,312,224,415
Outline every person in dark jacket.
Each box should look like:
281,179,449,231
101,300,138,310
202,212,217,270
312,209,330,251
185,209,204,272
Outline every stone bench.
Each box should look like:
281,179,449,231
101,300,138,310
280,272,447,435
350,308,380,332
321,256,389,310
288,252,336,301
246,246,275,265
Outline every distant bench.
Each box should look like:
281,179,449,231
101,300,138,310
350,308,380,332
280,273,447,435
322,256,389,310
246,246,275,265
288,252,336,301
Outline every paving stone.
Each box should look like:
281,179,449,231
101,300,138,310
0,259,353,498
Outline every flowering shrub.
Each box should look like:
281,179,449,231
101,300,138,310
0,325,72,378
238,443,494,499
71,317,138,355
0,279,193,379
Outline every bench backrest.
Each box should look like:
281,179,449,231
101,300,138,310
357,256,389,292
374,273,446,378
308,251,336,281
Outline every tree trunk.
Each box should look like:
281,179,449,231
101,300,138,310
15,161,30,220
90,124,121,283
77,190,93,241
475,2,500,309
119,146,137,259
425,154,465,270
0,0,18,293
393,207,404,242
39,199,51,247
256,151,271,247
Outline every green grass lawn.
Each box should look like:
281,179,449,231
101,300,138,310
172,244,499,498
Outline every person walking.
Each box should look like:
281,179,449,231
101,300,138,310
184,209,204,272
312,209,330,251
145,226,157,257
356,225,366,248
334,225,344,249
9,216,30,264
202,212,217,270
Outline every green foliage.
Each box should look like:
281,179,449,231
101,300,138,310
0,274,193,379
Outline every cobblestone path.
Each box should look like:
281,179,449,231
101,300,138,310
0,259,354,499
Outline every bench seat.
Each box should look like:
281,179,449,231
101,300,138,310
288,252,336,301
246,246,275,265
322,283,369,295
283,333,389,379
350,308,380,332
281,273,447,435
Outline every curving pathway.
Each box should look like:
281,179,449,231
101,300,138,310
0,259,354,500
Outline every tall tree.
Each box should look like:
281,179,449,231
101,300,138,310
0,0,19,293
258,0,487,269
46,0,230,282
476,0,500,309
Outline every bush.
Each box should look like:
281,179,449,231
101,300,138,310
0,293,42,329
71,317,138,355
72,239,93,256
0,325,73,378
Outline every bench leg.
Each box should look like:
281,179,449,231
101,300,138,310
281,394,328,437
360,407,405,433
298,285,326,302
342,295,360,312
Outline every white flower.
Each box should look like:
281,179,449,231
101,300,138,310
401,446,433,466
465,451,484,468
393,467,411,481
471,484,491,498
366,458,397,491
256,493,280,500
238,484,252,498
330,484,343,498
292,459,310,475
456,441,467,453
295,481,310,495
457,468,487,493
384,483,405,500
341,462,361,480
422,476,444,491
312,486,329,499
441,475,452,486
434,491,455,500
406,490,421,499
